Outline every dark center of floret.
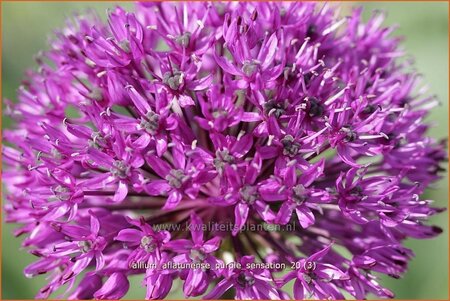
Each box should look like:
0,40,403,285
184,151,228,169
140,111,160,135
189,248,207,263
302,272,316,284
242,60,260,77
111,160,130,179
175,32,191,48
213,149,235,172
281,135,301,157
350,186,363,197
301,262,318,283
53,185,71,201
307,97,324,117
163,71,184,90
140,235,157,253
264,99,286,118
340,125,357,142
212,108,229,118
362,104,377,115
306,24,317,39
166,169,189,189
78,240,92,253
239,185,258,204
292,184,307,205
237,272,255,287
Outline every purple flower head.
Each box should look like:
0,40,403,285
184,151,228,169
3,2,445,300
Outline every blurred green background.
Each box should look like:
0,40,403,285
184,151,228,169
1,1,448,300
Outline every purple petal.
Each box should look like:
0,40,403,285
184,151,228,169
146,273,173,299
113,181,128,203
315,263,349,280
276,202,295,225
203,237,221,253
178,95,195,107
352,255,377,268
258,146,278,159
145,179,171,196
172,141,186,169
299,159,325,187
164,239,193,253
183,268,206,296
71,253,94,276
68,273,102,299
293,279,306,300
132,133,151,149
337,144,360,168
95,251,105,271
233,203,249,235
231,134,253,158
145,155,171,178
259,180,285,201
284,165,297,187
163,190,182,210
90,213,100,236
156,138,168,157
254,200,276,223
213,51,241,76
189,212,204,245
241,112,262,122
115,229,142,243
308,244,333,262
295,207,315,228
126,85,151,116
64,122,93,139
259,32,278,69
187,74,213,91
203,278,234,299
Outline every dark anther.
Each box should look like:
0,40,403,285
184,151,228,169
362,104,377,114
303,73,313,85
307,97,324,118
281,135,301,157
341,125,357,143
350,186,364,198
175,32,191,48
306,24,317,39
237,16,243,26
264,99,286,118
251,9,258,21
237,272,255,288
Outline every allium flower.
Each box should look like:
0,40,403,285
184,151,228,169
3,2,446,300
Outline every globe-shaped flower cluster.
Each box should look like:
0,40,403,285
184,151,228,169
3,2,445,299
